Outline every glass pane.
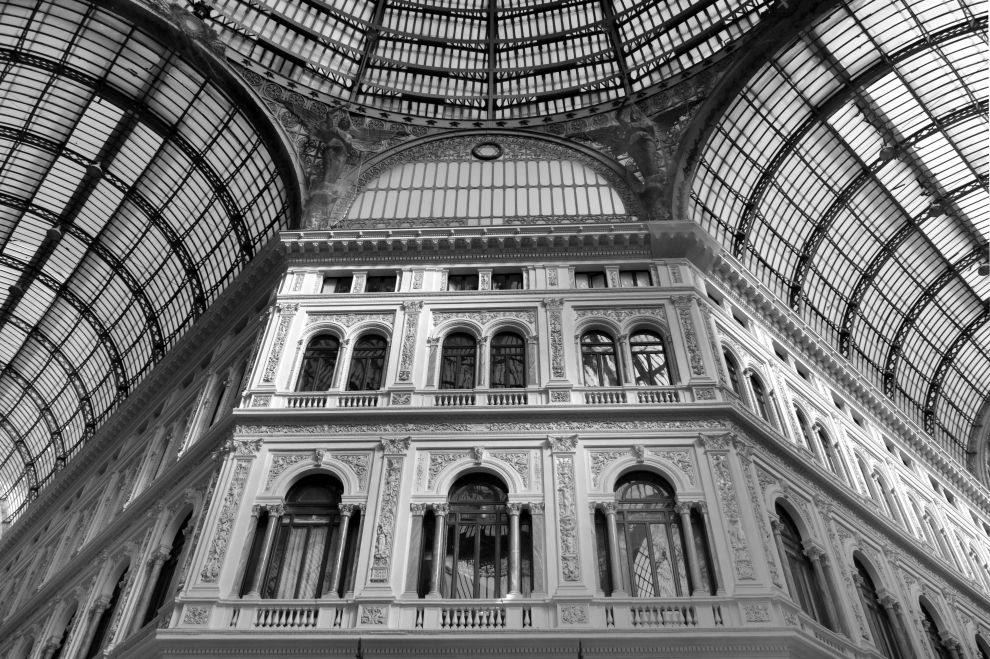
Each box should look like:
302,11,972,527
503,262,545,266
625,522,655,597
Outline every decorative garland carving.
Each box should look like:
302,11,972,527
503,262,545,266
371,456,403,582
200,460,250,583
554,454,581,581
262,305,298,383
431,309,536,330
397,301,423,381
306,312,395,327
709,453,756,580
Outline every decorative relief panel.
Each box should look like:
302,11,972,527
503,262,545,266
425,452,464,489
547,268,559,287
553,454,581,581
431,309,536,330
306,311,395,327
238,419,728,436
397,301,423,382
291,273,305,291
673,297,706,377
490,451,531,489
183,606,210,625
261,305,298,383
709,453,756,580
545,298,566,379
589,450,628,489
574,307,665,324
652,449,696,486
370,456,403,582
266,453,306,489
743,465,781,588
200,460,250,583
333,453,371,491
412,271,424,289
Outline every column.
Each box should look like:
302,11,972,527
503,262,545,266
243,504,283,599
617,334,634,386
425,338,440,388
477,336,490,389
129,547,170,633
526,337,539,387
804,544,842,633
324,504,354,599
233,505,262,596
769,515,797,597
698,502,726,595
676,502,704,595
75,597,111,659
507,503,522,598
404,504,427,596
878,593,917,659
427,504,449,599
39,637,62,659
529,503,546,596
943,636,964,659
600,503,627,596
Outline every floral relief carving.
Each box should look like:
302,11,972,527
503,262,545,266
236,419,727,436
545,298,566,378
548,434,579,452
361,605,386,625
670,264,683,283
710,453,756,580
412,271,424,289
431,309,536,329
742,464,781,588
699,304,727,387
427,452,465,489
262,306,298,383
694,387,716,400
371,456,403,582
291,273,304,291
183,606,210,625
590,450,627,488
560,605,588,624
490,451,531,488
306,312,394,327
250,393,272,408
554,454,581,581
266,453,306,489
674,299,706,377
547,268,558,287
574,307,665,323
333,453,371,491
200,459,250,582
381,436,411,454
743,603,770,622
397,301,423,381
652,449,696,486
550,390,570,403
390,392,411,405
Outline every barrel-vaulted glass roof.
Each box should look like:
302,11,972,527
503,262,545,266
690,0,988,463
205,0,775,123
0,0,296,521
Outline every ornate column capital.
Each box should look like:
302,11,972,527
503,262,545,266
339,503,357,517
599,501,618,514
409,502,429,516
877,590,900,611
431,503,450,517
90,596,112,615
674,502,693,515
802,541,827,563
527,502,544,514
265,503,286,517
506,502,524,515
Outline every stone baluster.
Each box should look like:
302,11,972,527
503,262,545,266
675,502,704,595
427,504,450,599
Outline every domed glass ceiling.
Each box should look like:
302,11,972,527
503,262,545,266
205,0,774,123
0,0,296,521
690,0,988,463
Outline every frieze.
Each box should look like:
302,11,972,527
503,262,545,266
236,419,727,436
306,312,395,327
371,456,403,582
200,460,250,583
574,307,666,324
554,454,581,581
431,309,536,329
710,453,756,580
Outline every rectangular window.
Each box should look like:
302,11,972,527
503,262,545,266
576,271,607,288
366,275,397,293
322,276,353,293
492,272,524,290
448,274,479,291
619,270,652,287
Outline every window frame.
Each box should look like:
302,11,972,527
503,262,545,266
581,330,621,387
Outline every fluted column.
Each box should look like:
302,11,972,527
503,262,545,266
244,504,283,599
676,502,704,595
600,502,628,596
427,504,449,599
130,547,170,632
878,593,917,659
324,504,355,599
804,544,841,632
506,502,522,598
76,596,111,659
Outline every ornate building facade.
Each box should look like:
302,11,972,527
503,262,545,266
0,0,988,658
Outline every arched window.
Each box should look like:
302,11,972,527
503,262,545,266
794,406,814,449
854,558,904,659
84,565,129,658
920,601,953,659
439,333,477,389
430,474,533,599
723,349,742,396
776,505,832,629
490,332,526,388
600,472,713,597
582,331,620,387
259,475,358,599
142,513,192,626
749,373,772,423
296,335,340,391
346,335,388,391
630,330,672,386
858,458,880,504
816,427,840,476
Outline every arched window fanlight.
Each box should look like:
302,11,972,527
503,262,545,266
775,505,833,630
440,333,477,389
854,558,905,659
596,472,715,598
347,335,388,391
723,349,742,396
297,335,341,391
490,332,526,388
630,330,672,386
582,330,620,387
